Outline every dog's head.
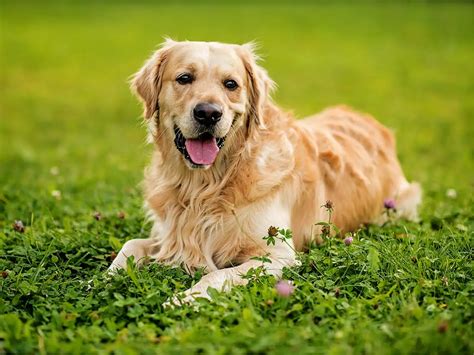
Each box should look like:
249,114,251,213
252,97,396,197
131,40,274,169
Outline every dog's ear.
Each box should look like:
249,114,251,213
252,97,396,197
239,42,275,132
130,39,175,119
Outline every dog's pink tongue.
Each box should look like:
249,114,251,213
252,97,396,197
185,137,219,165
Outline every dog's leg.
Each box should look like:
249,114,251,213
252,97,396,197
108,238,157,273
166,196,296,305
168,238,296,306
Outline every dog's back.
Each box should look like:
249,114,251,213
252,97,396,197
294,106,421,233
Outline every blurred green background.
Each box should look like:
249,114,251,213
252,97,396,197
1,2,473,353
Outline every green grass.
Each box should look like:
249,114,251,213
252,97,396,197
1,2,473,354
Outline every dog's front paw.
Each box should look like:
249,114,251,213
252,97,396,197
162,270,231,308
163,286,212,308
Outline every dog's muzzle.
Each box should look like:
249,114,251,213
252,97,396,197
174,126,225,168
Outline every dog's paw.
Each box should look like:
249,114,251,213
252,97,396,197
162,287,212,309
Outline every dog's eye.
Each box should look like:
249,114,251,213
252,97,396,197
176,73,194,85
223,79,238,91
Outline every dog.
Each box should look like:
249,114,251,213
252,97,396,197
108,40,422,304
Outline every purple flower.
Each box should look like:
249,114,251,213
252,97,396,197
322,200,334,210
344,236,353,246
275,280,295,297
268,226,278,237
13,220,25,233
384,199,396,210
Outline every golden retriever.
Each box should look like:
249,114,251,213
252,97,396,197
108,40,422,304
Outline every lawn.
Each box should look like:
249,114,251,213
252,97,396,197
0,1,473,354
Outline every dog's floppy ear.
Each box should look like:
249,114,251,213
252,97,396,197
130,39,175,119
240,42,275,131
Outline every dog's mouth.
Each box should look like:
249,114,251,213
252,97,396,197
174,126,226,167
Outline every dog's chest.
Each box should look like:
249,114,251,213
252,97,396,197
149,191,265,271
145,143,295,272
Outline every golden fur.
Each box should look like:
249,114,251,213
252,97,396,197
109,40,421,303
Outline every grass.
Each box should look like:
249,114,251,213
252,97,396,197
0,1,473,354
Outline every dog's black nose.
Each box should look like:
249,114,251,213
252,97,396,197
193,103,222,126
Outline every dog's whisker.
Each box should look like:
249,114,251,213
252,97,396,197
152,125,171,143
